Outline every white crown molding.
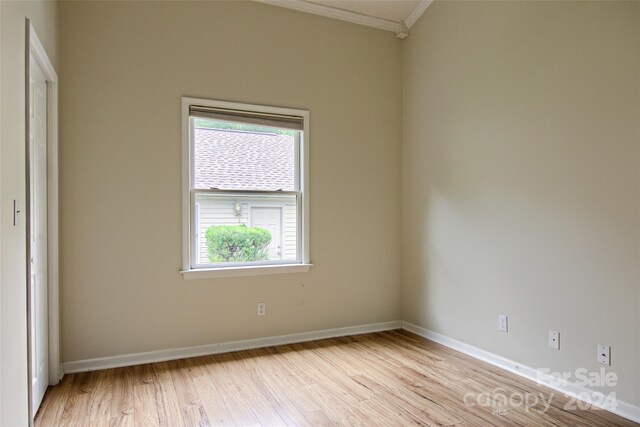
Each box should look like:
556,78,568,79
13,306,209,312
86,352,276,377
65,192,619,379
402,322,640,424
405,0,433,29
62,321,402,374
255,0,402,33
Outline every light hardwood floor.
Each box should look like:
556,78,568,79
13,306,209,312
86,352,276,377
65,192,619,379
35,330,637,426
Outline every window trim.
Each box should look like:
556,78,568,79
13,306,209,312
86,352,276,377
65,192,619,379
180,97,311,279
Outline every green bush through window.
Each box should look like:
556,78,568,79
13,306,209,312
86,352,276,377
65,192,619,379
205,224,271,263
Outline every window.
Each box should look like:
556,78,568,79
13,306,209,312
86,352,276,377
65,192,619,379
181,97,310,278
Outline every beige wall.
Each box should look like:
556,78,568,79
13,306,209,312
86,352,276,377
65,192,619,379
1,1,58,424
402,1,640,406
59,1,402,363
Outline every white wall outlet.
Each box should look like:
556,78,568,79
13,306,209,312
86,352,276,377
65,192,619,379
257,302,266,316
498,315,508,332
598,344,611,365
548,331,560,350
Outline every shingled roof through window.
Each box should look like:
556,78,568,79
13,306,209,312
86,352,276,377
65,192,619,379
194,127,295,191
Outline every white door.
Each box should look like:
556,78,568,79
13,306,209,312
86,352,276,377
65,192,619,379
251,207,282,260
29,53,49,413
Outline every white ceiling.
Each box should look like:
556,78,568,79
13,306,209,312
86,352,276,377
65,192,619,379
307,0,422,23
258,0,433,36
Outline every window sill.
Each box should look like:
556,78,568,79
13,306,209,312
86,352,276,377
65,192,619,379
181,263,312,279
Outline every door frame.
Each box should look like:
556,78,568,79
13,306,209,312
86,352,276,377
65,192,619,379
25,19,60,421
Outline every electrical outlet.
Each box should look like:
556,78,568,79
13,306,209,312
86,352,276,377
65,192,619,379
257,302,266,316
598,345,611,365
498,315,508,332
548,331,560,350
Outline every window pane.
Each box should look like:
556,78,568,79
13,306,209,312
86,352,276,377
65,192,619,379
194,193,298,265
193,118,296,191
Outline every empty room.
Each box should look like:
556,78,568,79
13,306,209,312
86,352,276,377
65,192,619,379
1,0,639,425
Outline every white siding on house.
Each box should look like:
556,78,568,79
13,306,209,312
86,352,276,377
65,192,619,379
283,204,297,260
196,194,297,264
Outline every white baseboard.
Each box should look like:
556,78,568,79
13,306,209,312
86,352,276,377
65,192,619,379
401,321,640,424
62,320,402,374
61,319,640,424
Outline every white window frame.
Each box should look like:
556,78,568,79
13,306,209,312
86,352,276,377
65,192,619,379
180,97,311,279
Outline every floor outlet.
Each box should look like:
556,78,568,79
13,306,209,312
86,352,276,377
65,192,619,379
548,331,560,350
498,315,508,332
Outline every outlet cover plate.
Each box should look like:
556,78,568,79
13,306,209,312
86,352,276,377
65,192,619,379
548,331,560,350
498,315,508,332
598,345,610,365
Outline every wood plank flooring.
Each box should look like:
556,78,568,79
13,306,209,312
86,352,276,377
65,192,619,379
35,330,637,426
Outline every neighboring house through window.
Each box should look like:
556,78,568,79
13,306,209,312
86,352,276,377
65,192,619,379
181,97,310,278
